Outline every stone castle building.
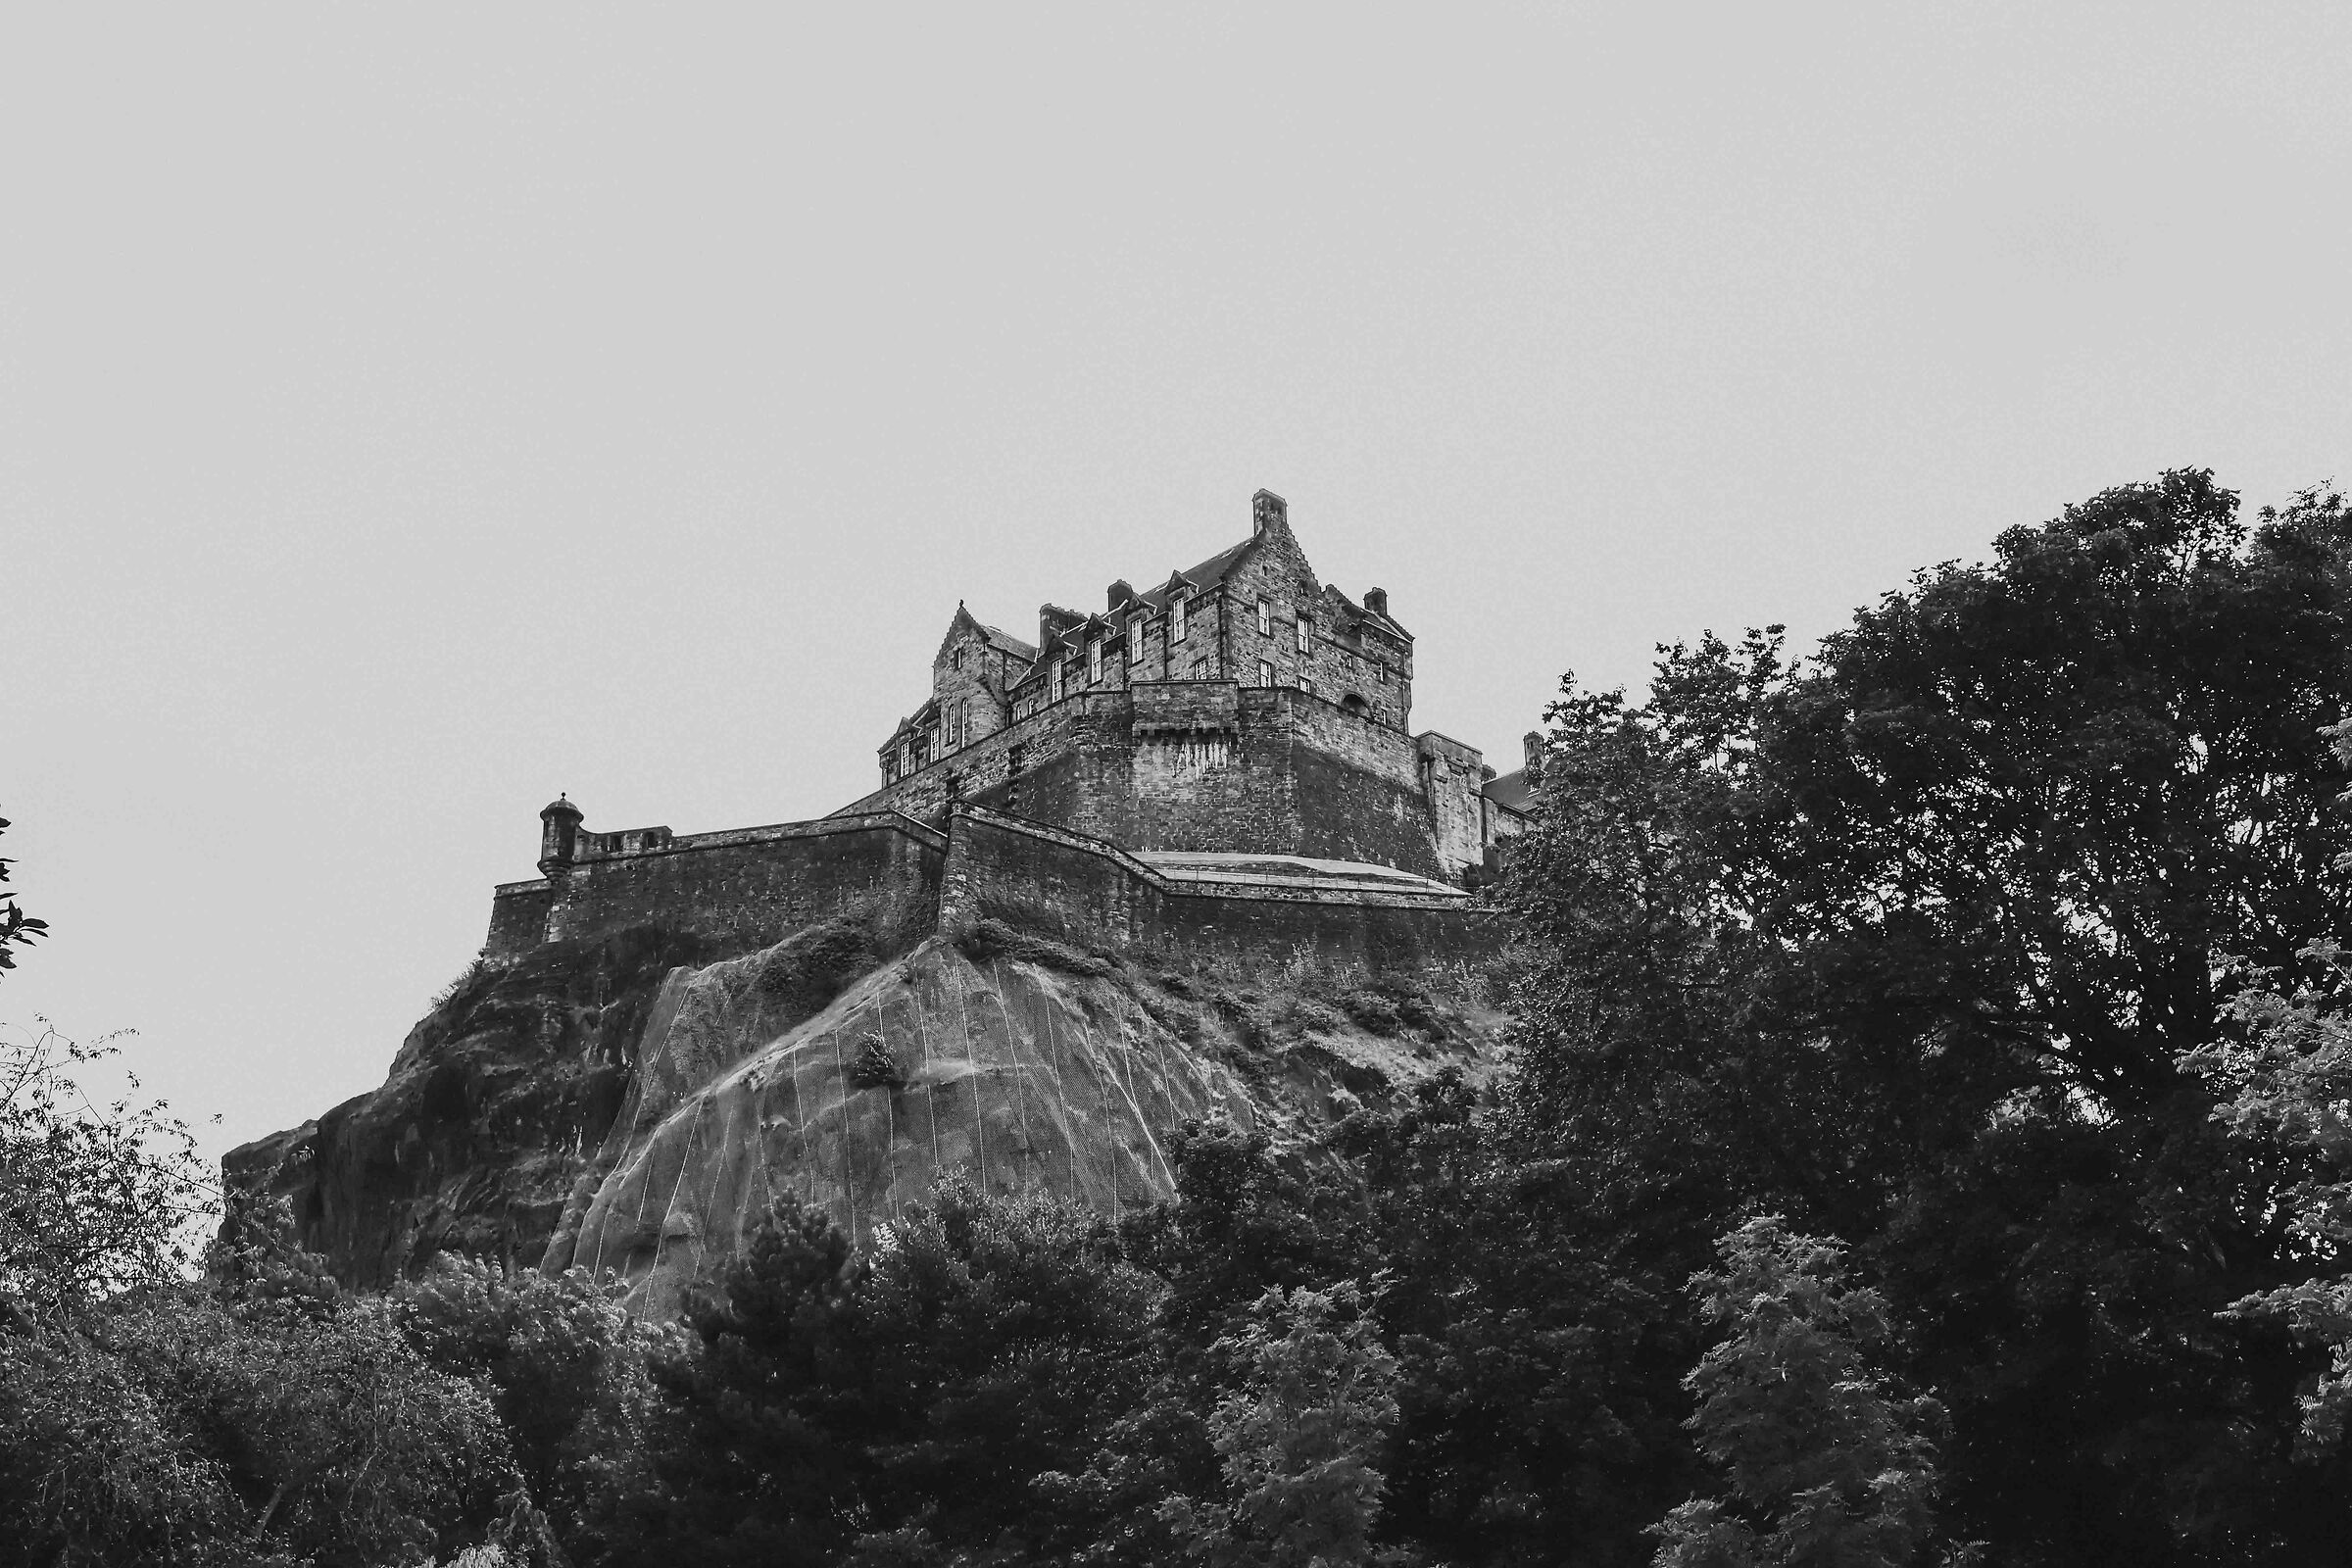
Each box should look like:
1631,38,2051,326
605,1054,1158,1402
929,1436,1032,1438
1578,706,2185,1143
490,491,1530,968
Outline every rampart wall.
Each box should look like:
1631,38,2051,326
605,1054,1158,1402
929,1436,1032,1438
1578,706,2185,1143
485,813,946,958
937,803,1495,973
483,802,1496,976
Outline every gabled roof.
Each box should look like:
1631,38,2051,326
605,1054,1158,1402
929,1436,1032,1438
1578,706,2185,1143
939,603,1039,666
1007,534,1267,692
979,623,1038,662
1140,537,1255,612
876,695,941,754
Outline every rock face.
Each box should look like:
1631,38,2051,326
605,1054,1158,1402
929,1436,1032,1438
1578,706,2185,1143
227,911,1501,1314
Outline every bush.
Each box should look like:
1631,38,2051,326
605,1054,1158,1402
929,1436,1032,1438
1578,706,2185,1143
953,914,1116,978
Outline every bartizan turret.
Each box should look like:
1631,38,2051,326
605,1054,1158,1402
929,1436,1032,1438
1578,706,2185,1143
537,796,582,875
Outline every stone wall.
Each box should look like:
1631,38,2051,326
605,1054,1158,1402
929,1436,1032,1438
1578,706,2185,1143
835,680,1476,880
485,881,554,957
939,804,1495,973
1416,732,1492,878
484,813,946,957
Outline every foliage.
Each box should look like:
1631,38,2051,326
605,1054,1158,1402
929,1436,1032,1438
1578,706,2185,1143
607,1178,1160,1565
396,1253,669,1533
1496,470,2352,1561
0,1315,243,1566
1652,1217,1945,1568
0,1283,516,1567
2182,934,2352,1457
1340,1071,1696,1567
1158,1279,1404,1568
0,813,46,975
1,1018,215,1322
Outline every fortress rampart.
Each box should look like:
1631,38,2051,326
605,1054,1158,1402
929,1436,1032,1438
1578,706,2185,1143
487,792,1491,974
487,811,947,960
939,803,1493,971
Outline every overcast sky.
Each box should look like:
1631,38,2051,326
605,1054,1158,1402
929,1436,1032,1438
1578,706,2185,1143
5,3,2347,1170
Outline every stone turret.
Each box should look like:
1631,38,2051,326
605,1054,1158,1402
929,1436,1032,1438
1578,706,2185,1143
538,796,582,875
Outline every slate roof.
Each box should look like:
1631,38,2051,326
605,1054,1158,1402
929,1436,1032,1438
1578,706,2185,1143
1482,768,1534,813
1006,532,1265,690
976,623,1037,662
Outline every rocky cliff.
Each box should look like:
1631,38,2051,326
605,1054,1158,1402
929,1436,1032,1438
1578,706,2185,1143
227,907,1503,1313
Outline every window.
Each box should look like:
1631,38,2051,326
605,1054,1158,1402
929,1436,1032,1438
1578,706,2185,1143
900,740,913,776
1299,675,1314,698
951,648,963,671
1257,659,1274,687
1051,660,1066,703
1171,593,1188,643
1089,637,1103,684
1256,599,1270,636
1295,615,1308,654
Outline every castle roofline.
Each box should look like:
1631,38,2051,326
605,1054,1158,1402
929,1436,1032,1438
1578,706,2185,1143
942,602,1038,664
1321,583,1413,642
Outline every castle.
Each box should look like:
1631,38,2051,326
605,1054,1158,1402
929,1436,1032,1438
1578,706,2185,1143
485,491,1531,969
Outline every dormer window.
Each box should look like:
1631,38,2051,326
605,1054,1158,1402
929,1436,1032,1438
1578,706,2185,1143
1089,637,1104,684
1051,660,1066,704
1171,593,1189,643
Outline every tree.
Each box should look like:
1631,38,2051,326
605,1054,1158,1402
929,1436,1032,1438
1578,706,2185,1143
1,1018,213,1321
1341,1072,1698,1568
1653,1217,1945,1568
1158,1279,1405,1568
397,1253,665,1531
611,1179,1160,1566
1496,472,2352,1561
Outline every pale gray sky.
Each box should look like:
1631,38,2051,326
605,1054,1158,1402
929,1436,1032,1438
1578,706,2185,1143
5,3,2347,1170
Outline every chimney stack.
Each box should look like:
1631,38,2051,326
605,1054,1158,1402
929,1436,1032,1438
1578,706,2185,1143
1364,586,1389,617
1107,578,1136,611
1523,731,1544,782
1251,488,1287,536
